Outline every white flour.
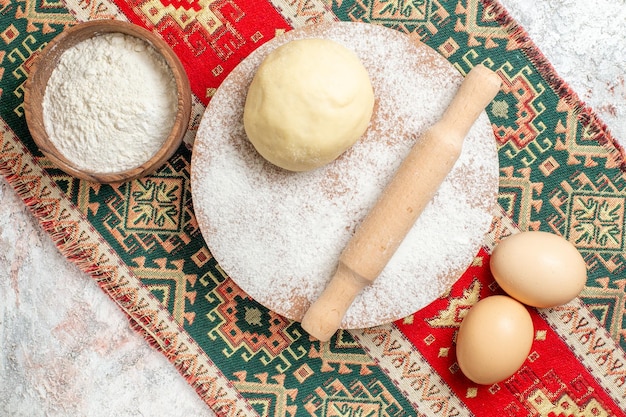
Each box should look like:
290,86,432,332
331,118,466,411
43,33,178,173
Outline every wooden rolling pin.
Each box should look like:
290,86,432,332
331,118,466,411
300,64,502,342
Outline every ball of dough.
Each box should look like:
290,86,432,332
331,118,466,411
243,38,375,171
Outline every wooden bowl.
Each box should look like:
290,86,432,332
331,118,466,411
24,20,191,183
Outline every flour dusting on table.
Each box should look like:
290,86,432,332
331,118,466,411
191,23,499,329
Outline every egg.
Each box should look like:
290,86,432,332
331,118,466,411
490,231,587,308
456,295,533,385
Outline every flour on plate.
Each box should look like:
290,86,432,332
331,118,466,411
191,23,499,329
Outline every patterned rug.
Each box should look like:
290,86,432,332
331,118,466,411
1,0,625,415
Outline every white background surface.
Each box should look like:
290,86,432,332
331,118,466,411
1,2,625,415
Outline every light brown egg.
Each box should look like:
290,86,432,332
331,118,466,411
456,295,533,385
490,231,587,308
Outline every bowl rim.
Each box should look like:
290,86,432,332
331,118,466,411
24,19,192,184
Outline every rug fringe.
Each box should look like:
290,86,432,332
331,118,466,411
486,0,626,170
0,164,245,416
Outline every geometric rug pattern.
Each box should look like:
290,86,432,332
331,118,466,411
2,0,625,415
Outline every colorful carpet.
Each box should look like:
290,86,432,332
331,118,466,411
1,0,625,415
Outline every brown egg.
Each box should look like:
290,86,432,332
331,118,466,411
490,231,587,308
456,295,533,385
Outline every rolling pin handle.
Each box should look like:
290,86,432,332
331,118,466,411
300,262,368,342
439,64,502,139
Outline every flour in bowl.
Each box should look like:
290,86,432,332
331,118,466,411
43,32,178,173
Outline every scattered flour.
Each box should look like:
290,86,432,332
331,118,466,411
191,23,499,329
43,32,178,173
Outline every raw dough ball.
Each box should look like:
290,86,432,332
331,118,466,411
243,38,375,171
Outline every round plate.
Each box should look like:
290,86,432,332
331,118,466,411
191,22,498,329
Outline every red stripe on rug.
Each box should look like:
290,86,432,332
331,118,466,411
395,247,624,416
113,0,292,105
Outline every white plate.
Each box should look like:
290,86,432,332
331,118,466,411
191,22,498,329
